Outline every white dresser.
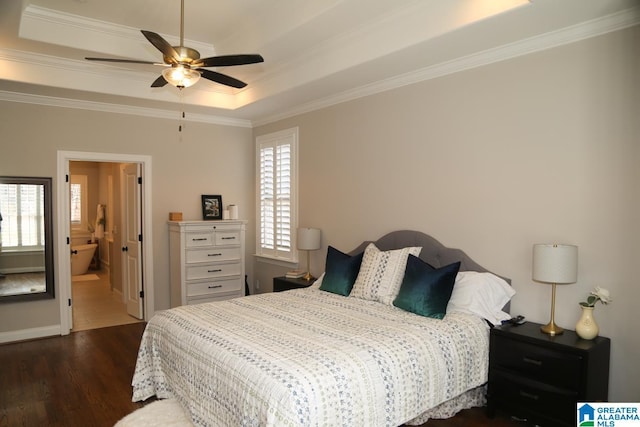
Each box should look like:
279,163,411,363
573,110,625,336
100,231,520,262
169,220,246,307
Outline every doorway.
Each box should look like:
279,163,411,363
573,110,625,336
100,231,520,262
68,161,143,331
56,151,155,336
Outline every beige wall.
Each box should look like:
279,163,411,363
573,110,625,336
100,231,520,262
0,104,255,333
254,26,640,400
0,23,636,401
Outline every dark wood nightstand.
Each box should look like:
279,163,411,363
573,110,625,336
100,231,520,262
487,321,610,427
273,276,314,292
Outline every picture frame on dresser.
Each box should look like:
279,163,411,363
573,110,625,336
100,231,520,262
201,195,222,220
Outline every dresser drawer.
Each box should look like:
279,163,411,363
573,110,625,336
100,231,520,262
490,371,575,426
186,292,242,305
492,336,582,390
186,262,241,280
215,230,240,246
185,232,214,247
187,277,241,298
186,247,240,263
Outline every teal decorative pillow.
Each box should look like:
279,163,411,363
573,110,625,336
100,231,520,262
393,256,460,319
319,246,364,296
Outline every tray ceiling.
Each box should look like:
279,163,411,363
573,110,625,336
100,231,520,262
0,0,638,125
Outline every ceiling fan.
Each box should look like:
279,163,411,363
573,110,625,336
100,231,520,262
85,0,263,89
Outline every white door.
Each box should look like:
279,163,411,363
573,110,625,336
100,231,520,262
122,163,143,319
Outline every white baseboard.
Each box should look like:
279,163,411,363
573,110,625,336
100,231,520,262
0,324,61,344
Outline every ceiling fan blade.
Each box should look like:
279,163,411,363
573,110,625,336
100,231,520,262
141,30,180,63
85,57,159,65
198,69,247,88
194,54,264,68
151,75,168,88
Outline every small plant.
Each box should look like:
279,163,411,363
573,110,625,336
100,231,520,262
579,287,612,308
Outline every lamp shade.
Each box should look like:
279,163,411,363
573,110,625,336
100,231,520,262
297,228,321,250
532,244,578,284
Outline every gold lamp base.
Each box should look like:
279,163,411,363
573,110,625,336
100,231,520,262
303,250,314,281
540,321,564,335
540,283,564,336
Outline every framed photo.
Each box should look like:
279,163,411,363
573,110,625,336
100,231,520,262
201,195,223,220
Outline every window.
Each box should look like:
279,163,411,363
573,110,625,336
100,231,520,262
0,183,45,250
256,128,298,263
70,175,88,230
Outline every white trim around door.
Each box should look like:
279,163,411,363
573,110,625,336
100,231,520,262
56,150,154,335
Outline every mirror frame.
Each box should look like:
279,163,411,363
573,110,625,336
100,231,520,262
0,176,55,302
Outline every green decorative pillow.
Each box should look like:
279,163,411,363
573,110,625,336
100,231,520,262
393,256,460,319
319,246,364,296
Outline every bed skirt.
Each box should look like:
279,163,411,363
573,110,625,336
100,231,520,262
405,385,486,425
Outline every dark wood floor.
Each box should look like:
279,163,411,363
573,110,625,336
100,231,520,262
0,323,524,427
0,323,146,427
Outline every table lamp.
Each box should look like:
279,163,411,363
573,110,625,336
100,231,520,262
298,228,321,281
532,243,578,335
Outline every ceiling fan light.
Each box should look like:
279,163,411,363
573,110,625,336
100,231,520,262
162,65,201,88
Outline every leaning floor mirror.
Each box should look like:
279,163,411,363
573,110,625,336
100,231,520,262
0,176,55,302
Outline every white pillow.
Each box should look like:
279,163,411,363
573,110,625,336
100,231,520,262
350,243,422,305
446,271,515,325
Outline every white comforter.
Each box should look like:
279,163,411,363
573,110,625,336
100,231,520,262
132,288,490,426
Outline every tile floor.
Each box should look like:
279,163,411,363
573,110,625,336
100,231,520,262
72,269,143,331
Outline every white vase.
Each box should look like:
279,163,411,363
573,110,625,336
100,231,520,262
575,305,599,340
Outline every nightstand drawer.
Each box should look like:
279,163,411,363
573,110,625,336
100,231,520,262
492,337,582,390
490,372,575,426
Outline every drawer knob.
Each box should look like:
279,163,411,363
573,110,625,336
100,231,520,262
208,269,222,273
208,284,223,289
222,236,236,240
192,238,207,241
208,253,222,257
522,357,542,366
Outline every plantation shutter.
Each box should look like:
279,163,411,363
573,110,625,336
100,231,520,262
0,183,44,249
256,128,298,262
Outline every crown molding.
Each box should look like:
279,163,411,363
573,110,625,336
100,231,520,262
253,6,640,127
20,4,216,59
0,90,252,128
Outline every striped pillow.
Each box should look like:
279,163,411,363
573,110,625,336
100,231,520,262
350,243,422,305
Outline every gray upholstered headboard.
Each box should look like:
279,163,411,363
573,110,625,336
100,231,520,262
349,230,510,285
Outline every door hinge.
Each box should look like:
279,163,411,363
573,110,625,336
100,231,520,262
65,174,69,183
137,176,142,184
138,234,142,242
68,298,72,307
139,290,144,299
66,237,70,245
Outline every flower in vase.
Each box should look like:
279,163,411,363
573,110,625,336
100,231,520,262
579,286,612,308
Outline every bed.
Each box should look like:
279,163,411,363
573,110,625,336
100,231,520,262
132,230,514,426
